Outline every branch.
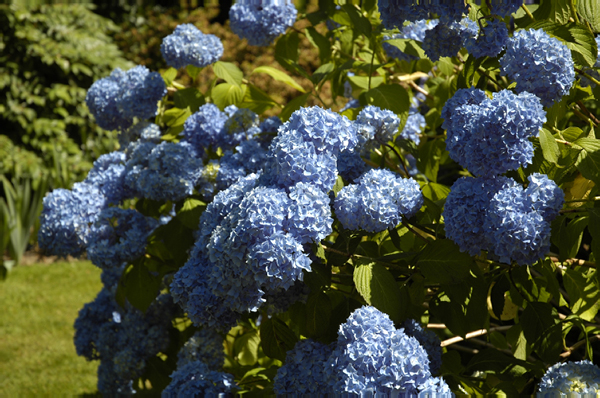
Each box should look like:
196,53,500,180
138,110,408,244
560,334,600,359
440,326,512,347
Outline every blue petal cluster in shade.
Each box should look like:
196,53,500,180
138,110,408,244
443,174,564,265
334,169,423,233
355,105,400,148
83,151,128,204
124,141,203,202
273,339,334,394
487,0,523,17
86,66,166,131
464,20,509,58
177,329,225,371
383,19,439,61
422,18,478,61
160,23,223,69
399,111,426,145
87,208,158,270
443,88,546,176
500,29,575,106
74,289,177,395
162,360,235,397
182,103,230,153
403,319,443,376
537,360,600,395
38,182,107,258
378,0,428,29
216,140,268,190
229,0,297,46
337,149,370,183
118,121,162,149
325,306,434,394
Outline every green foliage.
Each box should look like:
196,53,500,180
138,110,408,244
0,3,132,186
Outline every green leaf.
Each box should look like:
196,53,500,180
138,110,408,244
421,182,450,202
162,67,178,86
353,261,404,323
521,302,562,362
578,0,600,32
361,84,410,117
341,4,372,37
528,21,598,67
311,63,335,85
211,83,244,110
239,84,280,114
213,61,243,87
418,240,473,285
466,349,530,374
235,330,260,366
539,128,560,163
163,107,191,128
306,291,332,337
175,198,206,229
124,262,161,312
589,209,600,261
186,65,203,80
531,0,572,24
563,268,600,321
348,75,384,90
279,93,310,121
384,39,426,60
305,27,332,63
252,66,306,92
260,317,298,361
574,138,600,185
457,55,485,89
417,139,444,182
173,87,205,113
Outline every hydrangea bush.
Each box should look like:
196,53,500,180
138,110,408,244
37,0,600,395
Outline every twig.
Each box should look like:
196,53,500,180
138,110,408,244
521,4,535,21
550,256,597,269
408,80,433,100
560,334,600,359
440,326,512,347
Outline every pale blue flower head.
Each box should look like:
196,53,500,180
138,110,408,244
229,0,297,46
161,23,223,69
538,360,600,396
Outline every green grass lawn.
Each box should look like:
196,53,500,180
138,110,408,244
0,261,102,395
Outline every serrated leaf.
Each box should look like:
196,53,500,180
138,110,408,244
252,65,306,92
239,84,279,114
418,240,473,285
213,61,243,87
211,83,244,110
279,93,310,121
539,128,560,163
162,67,178,86
173,87,205,112
361,84,410,117
305,27,332,63
578,0,600,32
353,262,403,323
341,4,372,37
235,330,260,366
575,138,600,186
384,38,426,60
260,317,298,361
124,263,161,312
306,291,332,337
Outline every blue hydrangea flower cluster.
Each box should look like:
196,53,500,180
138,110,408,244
337,149,370,183
182,103,230,153
86,66,166,131
161,23,223,69
83,151,128,204
38,182,107,258
124,141,203,202
172,107,354,329
443,174,564,265
383,19,439,61
340,98,360,113
538,360,600,395
500,29,575,106
87,208,158,270
119,121,162,149
464,20,509,58
162,360,235,397
177,329,225,370
403,319,443,376
261,106,358,193
229,0,297,46
263,279,310,315
443,88,546,176
356,105,400,148
422,18,478,61
216,140,268,190
399,111,426,144
325,306,445,395
273,339,333,394
487,0,523,17
74,288,177,395
378,0,465,29
334,169,423,233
